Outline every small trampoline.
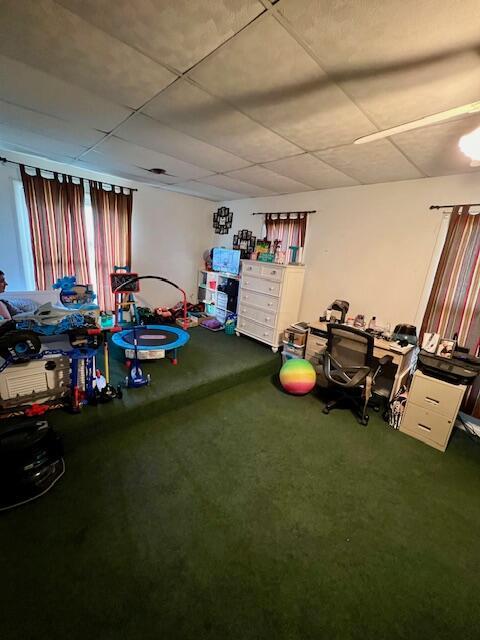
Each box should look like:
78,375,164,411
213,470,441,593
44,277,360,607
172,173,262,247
113,325,189,362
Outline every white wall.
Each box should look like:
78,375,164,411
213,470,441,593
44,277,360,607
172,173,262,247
214,172,480,330
132,187,212,308
0,150,213,307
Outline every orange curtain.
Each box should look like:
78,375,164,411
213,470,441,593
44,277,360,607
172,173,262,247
20,166,90,290
90,182,132,311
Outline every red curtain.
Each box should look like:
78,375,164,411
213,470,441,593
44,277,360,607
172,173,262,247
20,166,90,289
90,182,132,312
421,206,480,418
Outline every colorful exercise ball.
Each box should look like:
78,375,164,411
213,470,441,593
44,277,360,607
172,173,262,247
279,358,316,395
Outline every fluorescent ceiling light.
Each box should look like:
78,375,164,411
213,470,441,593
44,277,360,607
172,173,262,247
354,101,480,145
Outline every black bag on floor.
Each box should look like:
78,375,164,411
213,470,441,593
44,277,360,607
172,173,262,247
0,419,64,511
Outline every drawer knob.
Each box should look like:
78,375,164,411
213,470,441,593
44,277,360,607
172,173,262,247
263,332,269,336
265,317,270,322
271,270,276,275
268,286,274,291
268,303,272,307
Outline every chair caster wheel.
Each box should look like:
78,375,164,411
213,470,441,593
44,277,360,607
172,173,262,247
322,407,330,414
360,415,369,426
373,405,380,412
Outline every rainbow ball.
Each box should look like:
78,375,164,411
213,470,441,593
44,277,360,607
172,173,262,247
279,358,316,395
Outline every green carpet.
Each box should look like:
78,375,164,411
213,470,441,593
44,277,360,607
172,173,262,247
48,328,278,446
1,364,480,638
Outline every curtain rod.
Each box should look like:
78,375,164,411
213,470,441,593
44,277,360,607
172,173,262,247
252,210,316,215
430,203,480,210
0,156,138,192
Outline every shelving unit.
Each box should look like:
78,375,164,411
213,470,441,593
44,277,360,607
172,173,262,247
197,269,240,323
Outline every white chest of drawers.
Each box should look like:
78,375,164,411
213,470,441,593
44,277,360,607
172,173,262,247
235,260,305,352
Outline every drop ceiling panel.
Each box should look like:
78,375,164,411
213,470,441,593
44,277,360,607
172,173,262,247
263,153,358,189
0,0,176,109
189,14,376,150
56,0,265,72
170,181,245,202
315,140,423,184
278,0,480,129
88,137,214,181
114,114,250,173
226,166,311,193
74,153,177,185
0,101,105,147
0,56,132,132
143,80,302,163
196,174,274,197
391,116,480,177
0,125,87,159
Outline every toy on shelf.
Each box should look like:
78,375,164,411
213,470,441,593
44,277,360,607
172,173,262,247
111,266,139,325
112,275,191,387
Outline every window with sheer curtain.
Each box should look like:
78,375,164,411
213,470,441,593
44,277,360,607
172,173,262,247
264,212,308,263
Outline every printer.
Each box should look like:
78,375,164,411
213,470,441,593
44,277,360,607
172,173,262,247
417,351,480,386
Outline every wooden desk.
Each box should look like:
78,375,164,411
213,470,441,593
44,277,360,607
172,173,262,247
306,322,416,401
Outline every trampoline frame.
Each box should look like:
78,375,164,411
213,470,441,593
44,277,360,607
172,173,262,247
112,325,190,352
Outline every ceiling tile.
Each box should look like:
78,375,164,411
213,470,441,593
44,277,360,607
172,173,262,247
0,100,105,147
56,0,265,72
74,153,177,185
169,181,246,202
262,153,358,189
196,174,274,197
278,0,480,128
391,115,480,177
143,80,302,163
0,56,132,132
226,166,311,193
0,0,176,109
315,140,423,184
0,124,87,159
189,14,376,150
114,114,250,173
87,137,214,181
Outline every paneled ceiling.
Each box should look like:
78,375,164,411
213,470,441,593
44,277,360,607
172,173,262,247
0,0,479,200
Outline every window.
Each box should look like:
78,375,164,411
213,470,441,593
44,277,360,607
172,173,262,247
14,178,98,293
13,179,35,290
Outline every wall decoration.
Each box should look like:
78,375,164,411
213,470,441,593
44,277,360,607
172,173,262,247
232,229,256,258
213,206,233,234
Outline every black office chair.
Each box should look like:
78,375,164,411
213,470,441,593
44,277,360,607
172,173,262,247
322,324,392,426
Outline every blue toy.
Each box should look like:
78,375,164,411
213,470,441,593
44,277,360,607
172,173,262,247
53,275,98,310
